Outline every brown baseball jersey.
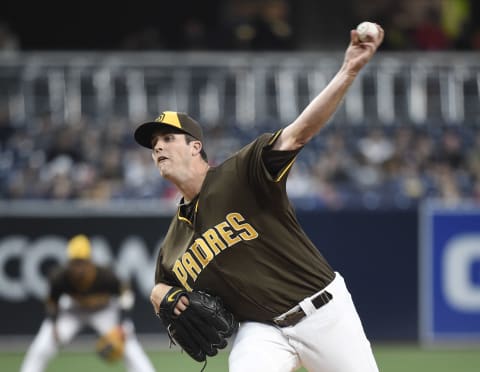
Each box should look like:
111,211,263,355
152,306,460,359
48,260,122,315
155,131,335,322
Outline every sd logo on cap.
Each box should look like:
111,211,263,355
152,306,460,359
134,111,204,149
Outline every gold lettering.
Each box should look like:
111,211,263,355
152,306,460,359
172,261,192,291
198,235,221,255
172,212,259,291
190,239,214,267
215,221,241,246
203,228,227,252
226,212,259,240
182,252,202,281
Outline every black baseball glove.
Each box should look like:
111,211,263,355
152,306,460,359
158,287,238,362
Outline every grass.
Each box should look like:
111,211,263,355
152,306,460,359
3,344,479,372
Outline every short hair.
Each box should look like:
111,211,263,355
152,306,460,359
185,134,208,162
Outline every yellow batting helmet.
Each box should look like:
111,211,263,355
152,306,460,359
67,234,92,260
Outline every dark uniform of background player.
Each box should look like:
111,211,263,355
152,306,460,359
140,24,384,372
20,234,155,372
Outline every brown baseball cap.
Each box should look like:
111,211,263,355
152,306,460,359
134,111,204,149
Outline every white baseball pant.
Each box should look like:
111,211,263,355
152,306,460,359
20,298,155,372
228,272,379,372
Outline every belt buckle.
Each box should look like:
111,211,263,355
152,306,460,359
273,305,305,327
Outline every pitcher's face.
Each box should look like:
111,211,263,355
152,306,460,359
151,132,192,178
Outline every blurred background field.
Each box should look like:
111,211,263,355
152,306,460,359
1,1,480,371
1,344,480,372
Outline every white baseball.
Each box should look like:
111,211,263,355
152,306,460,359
356,21,379,42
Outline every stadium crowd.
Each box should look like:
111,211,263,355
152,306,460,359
1,115,479,210
1,0,480,211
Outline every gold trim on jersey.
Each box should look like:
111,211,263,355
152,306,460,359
267,130,282,145
266,129,297,182
275,155,297,182
177,211,192,225
176,200,200,225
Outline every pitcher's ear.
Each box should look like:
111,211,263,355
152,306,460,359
191,140,202,156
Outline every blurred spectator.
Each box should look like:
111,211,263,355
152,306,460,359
183,17,209,50
0,21,19,53
452,0,480,49
412,7,451,50
0,107,14,149
433,163,463,204
46,126,83,163
378,3,416,50
396,162,426,202
467,133,480,176
441,0,471,49
357,128,395,165
220,0,258,49
222,0,294,50
412,132,435,170
466,133,480,201
471,29,480,49
435,130,465,170
251,0,293,50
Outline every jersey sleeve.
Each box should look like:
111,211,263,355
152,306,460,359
48,267,67,304
154,251,168,285
233,130,300,205
154,250,182,286
46,267,67,319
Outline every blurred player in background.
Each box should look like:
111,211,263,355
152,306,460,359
20,234,156,372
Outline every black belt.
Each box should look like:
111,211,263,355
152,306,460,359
273,291,333,328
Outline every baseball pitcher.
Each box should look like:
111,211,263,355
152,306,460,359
138,24,384,372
